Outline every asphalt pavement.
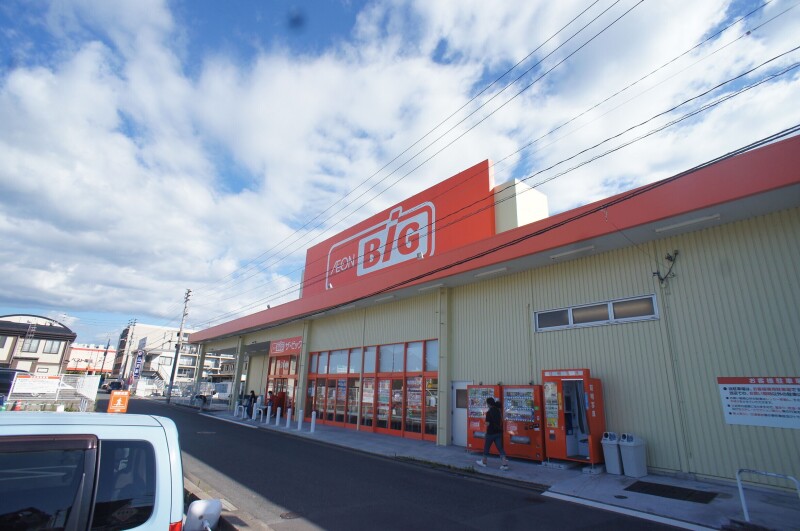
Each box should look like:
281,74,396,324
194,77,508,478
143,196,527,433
163,397,799,531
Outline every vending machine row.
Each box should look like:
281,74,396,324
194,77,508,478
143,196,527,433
467,369,606,464
467,384,545,462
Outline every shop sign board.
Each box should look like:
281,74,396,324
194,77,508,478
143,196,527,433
717,376,800,429
269,336,303,356
10,375,61,396
303,160,496,297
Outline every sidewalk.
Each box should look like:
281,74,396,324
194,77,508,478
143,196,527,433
202,407,799,531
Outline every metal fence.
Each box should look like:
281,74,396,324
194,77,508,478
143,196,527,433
132,378,230,411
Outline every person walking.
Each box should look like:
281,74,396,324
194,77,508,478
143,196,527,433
476,397,509,470
246,390,256,418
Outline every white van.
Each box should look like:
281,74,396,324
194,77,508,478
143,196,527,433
0,412,220,531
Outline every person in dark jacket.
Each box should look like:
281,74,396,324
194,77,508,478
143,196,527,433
476,397,509,470
246,390,256,418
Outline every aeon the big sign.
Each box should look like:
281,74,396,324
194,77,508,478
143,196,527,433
326,202,435,289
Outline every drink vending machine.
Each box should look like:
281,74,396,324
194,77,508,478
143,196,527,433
541,369,606,465
502,385,545,461
466,384,500,451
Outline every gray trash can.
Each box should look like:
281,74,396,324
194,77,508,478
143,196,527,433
619,433,647,478
601,432,623,475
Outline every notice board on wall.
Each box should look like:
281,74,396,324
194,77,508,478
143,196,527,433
717,376,800,429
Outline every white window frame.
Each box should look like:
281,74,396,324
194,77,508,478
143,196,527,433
534,295,658,332
43,340,62,354
21,338,41,353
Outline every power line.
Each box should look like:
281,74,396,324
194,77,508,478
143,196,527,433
191,52,800,329
190,38,800,328
194,124,800,333
191,0,631,301
192,0,785,312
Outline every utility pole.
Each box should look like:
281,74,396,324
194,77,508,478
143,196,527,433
167,289,191,404
100,337,111,379
120,319,137,382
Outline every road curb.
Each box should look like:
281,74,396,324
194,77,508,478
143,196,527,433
184,473,272,531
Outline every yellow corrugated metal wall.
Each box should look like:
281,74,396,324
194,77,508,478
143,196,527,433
449,207,800,482
364,293,439,346
450,274,533,384
658,208,800,482
526,246,684,472
307,311,365,351
307,293,438,351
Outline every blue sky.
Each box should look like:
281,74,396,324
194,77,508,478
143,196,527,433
1,0,799,343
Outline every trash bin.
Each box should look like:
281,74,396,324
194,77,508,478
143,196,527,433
601,432,623,475
619,433,647,478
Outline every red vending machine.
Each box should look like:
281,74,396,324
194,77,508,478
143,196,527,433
541,369,606,465
467,384,501,452
502,385,545,461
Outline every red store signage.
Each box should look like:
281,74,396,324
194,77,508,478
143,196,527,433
302,160,496,297
269,336,303,356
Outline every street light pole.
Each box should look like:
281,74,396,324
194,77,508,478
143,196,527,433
167,289,191,404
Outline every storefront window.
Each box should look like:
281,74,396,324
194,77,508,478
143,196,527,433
425,378,438,436
405,376,422,433
361,378,374,427
347,378,359,425
376,380,390,429
379,344,404,372
315,380,326,419
390,379,404,430
363,346,376,373
318,352,328,374
309,353,318,373
326,379,336,421
330,350,348,374
335,379,347,422
425,340,439,371
406,342,423,372
349,348,362,373
290,355,297,374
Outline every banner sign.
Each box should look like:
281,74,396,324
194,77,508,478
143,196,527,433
303,160,496,297
133,349,145,379
718,376,800,429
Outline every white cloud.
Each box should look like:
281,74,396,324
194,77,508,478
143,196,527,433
1,0,798,341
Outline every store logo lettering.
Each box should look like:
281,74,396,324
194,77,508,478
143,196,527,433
273,338,302,353
326,202,436,288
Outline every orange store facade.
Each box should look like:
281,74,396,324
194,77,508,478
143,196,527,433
190,136,800,484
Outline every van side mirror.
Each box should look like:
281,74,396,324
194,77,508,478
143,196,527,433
184,499,222,531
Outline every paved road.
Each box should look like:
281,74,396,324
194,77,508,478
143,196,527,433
118,398,676,530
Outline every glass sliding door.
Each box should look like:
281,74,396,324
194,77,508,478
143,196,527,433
376,379,390,429
326,379,336,421
405,376,423,438
424,377,438,439
346,378,359,426
361,378,375,428
335,378,347,423
390,379,404,432
315,380,326,421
